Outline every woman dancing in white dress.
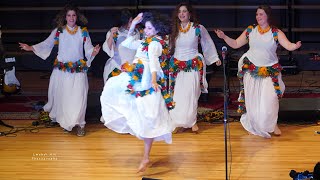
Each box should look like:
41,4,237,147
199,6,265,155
102,9,142,82
19,4,100,136
169,2,221,133
215,5,301,138
100,12,173,172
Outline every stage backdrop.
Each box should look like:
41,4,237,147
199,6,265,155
1,0,320,74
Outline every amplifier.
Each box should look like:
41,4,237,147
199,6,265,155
279,98,320,123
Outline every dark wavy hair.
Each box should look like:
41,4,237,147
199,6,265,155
141,11,171,36
119,8,133,29
54,3,88,29
257,5,277,28
170,2,199,55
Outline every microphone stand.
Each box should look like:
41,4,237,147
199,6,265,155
222,49,229,180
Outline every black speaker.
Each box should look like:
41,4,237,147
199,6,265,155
279,98,320,123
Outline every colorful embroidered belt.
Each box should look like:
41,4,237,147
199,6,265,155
168,56,204,96
53,59,88,73
237,57,283,114
121,60,175,110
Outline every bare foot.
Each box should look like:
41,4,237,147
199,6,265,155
172,127,179,134
137,159,150,173
192,124,199,133
173,127,188,134
247,132,253,135
178,127,188,133
273,125,281,136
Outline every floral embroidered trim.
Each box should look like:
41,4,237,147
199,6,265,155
139,28,144,40
141,36,170,55
257,25,271,34
121,59,176,110
123,59,153,96
121,37,174,110
113,32,118,43
142,36,174,109
107,68,121,79
133,24,145,40
140,36,170,77
237,57,283,114
54,26,88,45
179,22,192,33
168,56,204,97
246,24,278,44
54,28,63,45
81,27,88,42
192,23,201,45
193,23,201,37
53,59,88,73
245,25,254,39
66,25,78,35
271,28,278,43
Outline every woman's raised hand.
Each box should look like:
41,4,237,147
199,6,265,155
19,42,33,51
214,29,226,39
132,13,143,25
216,60,222,66
295,41,302,50
110,27,119,34
91,44,101,57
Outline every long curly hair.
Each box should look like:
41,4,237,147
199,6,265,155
141,11,171,37
170,2,199,55
54,3,88,29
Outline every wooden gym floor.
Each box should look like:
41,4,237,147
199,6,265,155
0,120,319,180
0,71,319,180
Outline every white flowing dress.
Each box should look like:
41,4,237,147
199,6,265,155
32,25,95,131
100,35,172,143
238,27,285,138
102,28,139,83
170,23,220,128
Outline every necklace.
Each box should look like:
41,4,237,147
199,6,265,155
179,22,191,33
257,25,270,34
66,25,78,35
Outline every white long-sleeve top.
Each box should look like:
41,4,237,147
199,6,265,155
173,23,220,65
32,25,95,67
121,35,164,79
102,28,139,65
